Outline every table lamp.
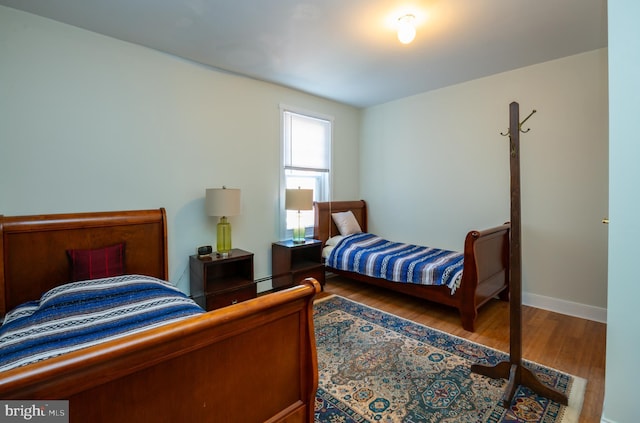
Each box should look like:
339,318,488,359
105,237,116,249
285,188,313,243
206,186,241,257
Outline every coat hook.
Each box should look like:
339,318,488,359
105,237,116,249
500,109,537,136
518,109,536,133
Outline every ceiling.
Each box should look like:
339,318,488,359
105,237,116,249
0,0,608,108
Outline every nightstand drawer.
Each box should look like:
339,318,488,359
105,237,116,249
206,284,257,310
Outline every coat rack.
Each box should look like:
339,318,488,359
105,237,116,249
471,102,568,407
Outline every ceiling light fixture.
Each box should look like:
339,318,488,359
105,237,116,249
397,14,416,44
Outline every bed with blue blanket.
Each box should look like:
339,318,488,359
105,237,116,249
0,274,204,372
314,200,510,332
0,208,320,423
326,233,465,293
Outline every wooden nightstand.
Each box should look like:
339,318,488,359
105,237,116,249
272,239,325,290
189,249,256,311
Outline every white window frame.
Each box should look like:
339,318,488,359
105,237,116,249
280,104,333,240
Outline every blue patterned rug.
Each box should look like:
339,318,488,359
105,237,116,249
313,295,585,423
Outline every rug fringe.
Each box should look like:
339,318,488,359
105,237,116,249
560,375,587,423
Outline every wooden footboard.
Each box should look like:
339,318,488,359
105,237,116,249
313,200,510,332
0,279,321,422
456,223,510,331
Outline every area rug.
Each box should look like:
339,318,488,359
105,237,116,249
313,295,586,423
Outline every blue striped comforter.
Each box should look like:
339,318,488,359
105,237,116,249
326,233,464,293
0,274,204,372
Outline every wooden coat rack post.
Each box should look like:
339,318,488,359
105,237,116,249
470,102,568,408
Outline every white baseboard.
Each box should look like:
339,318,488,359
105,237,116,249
522,291,607,324
256,279,272,293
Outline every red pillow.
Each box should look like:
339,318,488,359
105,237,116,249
67,243,125,281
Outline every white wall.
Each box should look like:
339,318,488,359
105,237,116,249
602,2,640,422
361,49,609,317
0,6,361,293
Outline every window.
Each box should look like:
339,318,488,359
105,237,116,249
281,106,332,239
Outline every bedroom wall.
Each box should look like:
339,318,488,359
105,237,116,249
0,6,361,293
360,49,609,319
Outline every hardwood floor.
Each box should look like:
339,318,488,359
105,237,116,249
318,276,606,423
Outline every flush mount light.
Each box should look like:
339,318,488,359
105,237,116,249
397,14,416,44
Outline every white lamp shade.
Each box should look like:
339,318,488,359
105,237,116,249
206,188,241,217
285,188,313,211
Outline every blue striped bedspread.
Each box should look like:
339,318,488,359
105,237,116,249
0,274,204,372
326,233,464,293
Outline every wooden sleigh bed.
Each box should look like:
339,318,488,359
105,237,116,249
0,208,320,422
314,200,510,332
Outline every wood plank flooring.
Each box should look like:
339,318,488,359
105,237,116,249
318,276,606,423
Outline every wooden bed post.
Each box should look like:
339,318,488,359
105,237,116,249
471,102,568,407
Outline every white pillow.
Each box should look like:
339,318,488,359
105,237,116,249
331,211,362,236
325,235,345,246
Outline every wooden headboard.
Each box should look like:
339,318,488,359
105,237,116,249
313,200,368,246
0,208,168,316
